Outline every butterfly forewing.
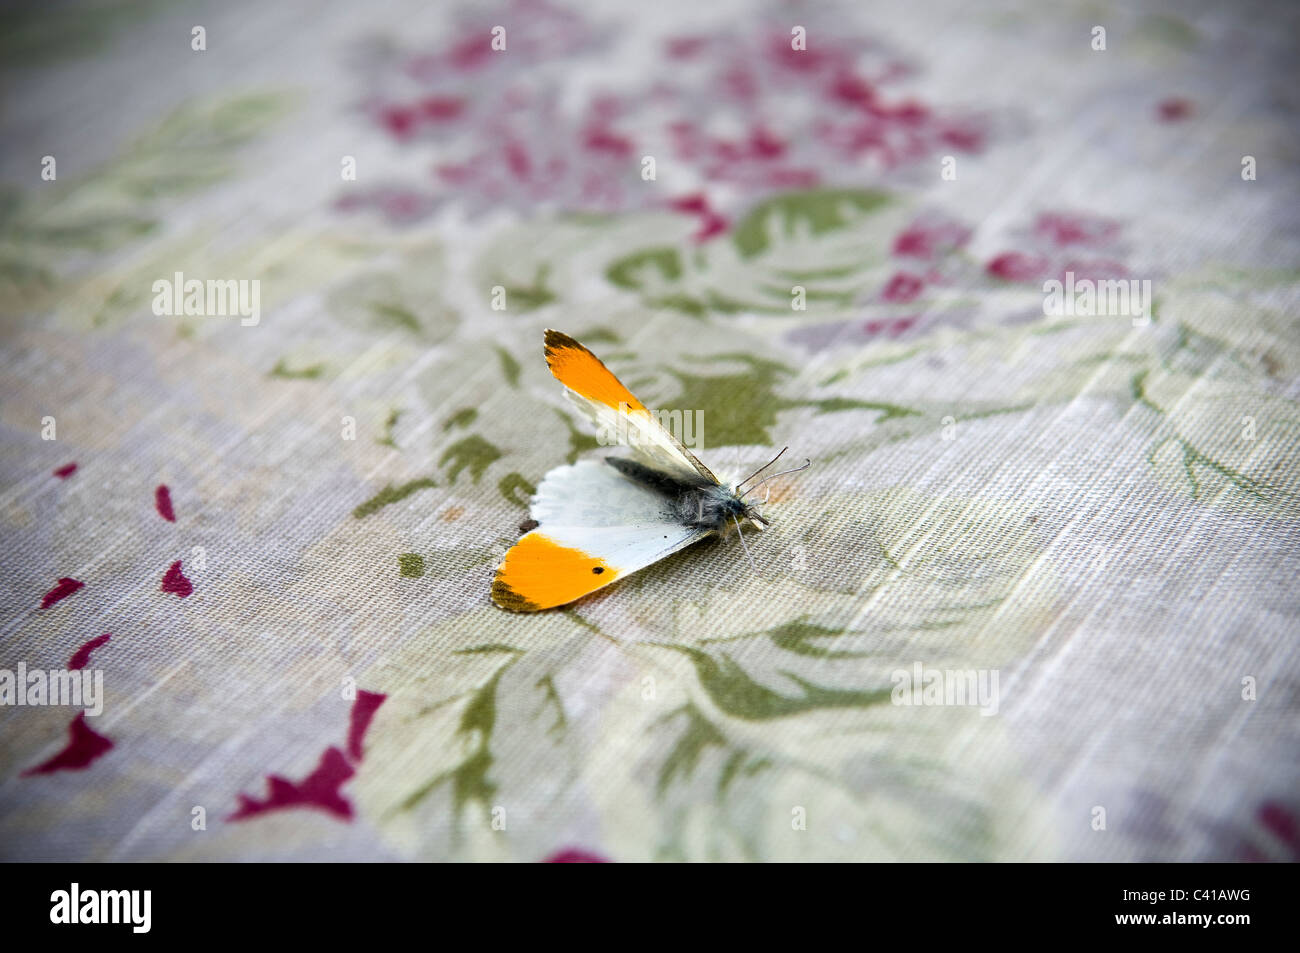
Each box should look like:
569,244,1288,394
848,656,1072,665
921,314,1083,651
543,329,719,486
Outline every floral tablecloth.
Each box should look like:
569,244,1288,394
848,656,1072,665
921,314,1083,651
2,0,1298,861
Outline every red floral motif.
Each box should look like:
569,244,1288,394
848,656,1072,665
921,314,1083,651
865,316,920,337
669,121,820,194
22,468,210,786
544,848,610,863
1034,212,1120,248
40,577,84,609
346,690,387,762
1258,801,1299,849
341,7,997,227
356,0,600,142
668,193,730,243
986,251,1050,282
160,561,193,598
155,484,176,522
229,747,357,821
334,187,436,226
1238,800,1300,862
789,208,1136,354
892,218,971,259
665,36,708,60
68,634,111,670
881,272,925,302
24,632,115,778
986,211,1127,284
421,96,641,214
22,713,114,776
1157,97,1194,122
229,691,387,823
378,96,467,139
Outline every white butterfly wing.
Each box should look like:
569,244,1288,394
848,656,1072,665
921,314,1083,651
492,460,711,611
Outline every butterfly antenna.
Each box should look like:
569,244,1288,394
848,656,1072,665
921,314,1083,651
737,447,787,492
732,515,758,572
745,458,812,494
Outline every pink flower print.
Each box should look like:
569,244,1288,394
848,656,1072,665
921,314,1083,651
1034,212,1120,248
986,251,1050,281
881,272,925,303
892,217,971,260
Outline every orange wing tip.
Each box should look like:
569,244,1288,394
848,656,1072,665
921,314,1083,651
491,573,543,612
542,329,646,413
543,328,579,351
490,532,618,611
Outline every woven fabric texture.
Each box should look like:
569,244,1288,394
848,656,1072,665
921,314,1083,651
1,0,1298,861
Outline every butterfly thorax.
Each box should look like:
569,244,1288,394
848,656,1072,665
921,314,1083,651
604,457,759,534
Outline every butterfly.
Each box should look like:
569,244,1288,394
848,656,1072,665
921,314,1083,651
491,329,809,611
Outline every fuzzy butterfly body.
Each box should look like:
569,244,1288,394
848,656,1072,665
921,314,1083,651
491,330,804,612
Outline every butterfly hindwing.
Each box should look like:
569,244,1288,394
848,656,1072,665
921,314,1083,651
492,459,711,611
543,329,718,485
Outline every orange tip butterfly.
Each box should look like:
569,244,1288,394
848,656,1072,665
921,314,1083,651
491,329,809,612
